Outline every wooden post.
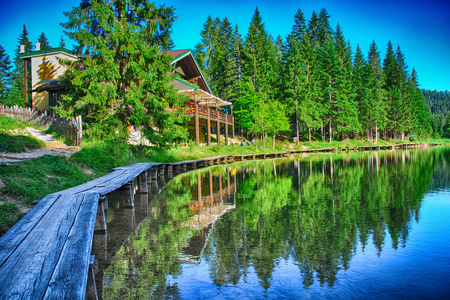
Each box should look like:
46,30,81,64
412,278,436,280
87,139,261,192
194,92,200,145
198,173,202,213
159,165,165,177
138,171,148,194
227,168,231,196
232,118,235,139
219,173,223,202
216,106,220,145
225,123,229,146
207,106,211,146
85,256,98,300
167,165,173,179
120,182,134,208
209,170,214,204
95,198,107,232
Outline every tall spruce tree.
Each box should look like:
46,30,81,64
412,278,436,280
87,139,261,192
333,24,359,139
367,41,385,143
242,8,276,95
0,45,12,103
60,0,187,145
7,25,33,106
37,32,51,50
407,68,432,138
353,44,370,140
383,41,401,140
299,30,322,141
282,9,307,144
59,36,66,48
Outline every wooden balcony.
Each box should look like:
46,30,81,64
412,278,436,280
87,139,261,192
182,104,234,124
174,102,235,146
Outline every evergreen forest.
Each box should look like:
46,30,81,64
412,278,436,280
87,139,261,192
422,89,450,136
0,2,448,146
193,7,436,143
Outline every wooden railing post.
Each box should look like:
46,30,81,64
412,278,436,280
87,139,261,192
207,106,211,146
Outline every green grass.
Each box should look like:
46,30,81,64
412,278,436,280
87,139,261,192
0,116,31,131
0,155,95,204
0,203,24,236
0,133,45,153
0,116,46,153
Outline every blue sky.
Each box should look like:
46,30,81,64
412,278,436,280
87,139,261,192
1,0,449,91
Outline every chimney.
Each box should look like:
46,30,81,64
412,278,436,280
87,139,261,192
35,42,40,51
20,45,25,53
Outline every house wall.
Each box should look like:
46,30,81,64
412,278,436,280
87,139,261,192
30,53,77,111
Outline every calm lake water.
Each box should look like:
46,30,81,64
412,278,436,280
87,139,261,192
92,147,450,299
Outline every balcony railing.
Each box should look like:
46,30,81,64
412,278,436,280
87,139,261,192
178,104,234,124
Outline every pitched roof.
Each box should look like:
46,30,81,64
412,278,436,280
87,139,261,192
159,49,212,94
163,49,191,61
18,47,78,60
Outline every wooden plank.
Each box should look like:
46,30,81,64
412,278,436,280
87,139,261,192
44,193,98,299
0,193,98,299
0,194,60,268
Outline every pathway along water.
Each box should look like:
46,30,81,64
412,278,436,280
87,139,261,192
91,147,450,299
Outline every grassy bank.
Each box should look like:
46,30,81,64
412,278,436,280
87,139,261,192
0,116,46,153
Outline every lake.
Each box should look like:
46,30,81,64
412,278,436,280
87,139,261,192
92,147,450,299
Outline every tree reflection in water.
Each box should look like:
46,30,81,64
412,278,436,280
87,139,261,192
94,147,448,299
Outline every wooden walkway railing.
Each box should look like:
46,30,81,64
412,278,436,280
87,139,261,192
0,142,443,299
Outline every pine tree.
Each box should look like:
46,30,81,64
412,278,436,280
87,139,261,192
383,41,401,140
395,45,410,139
407,68,432,138
0,45,12,103
230,24,243,99
367,41,385,142
60,0,187,145
333,24,359,139
37,32,51,50
291,9,307,41
353,44,370,140
7,24,33,106
59,36,66,48
281,9,308,143
195,15,218,84
242,8,276,95
299,31,322,141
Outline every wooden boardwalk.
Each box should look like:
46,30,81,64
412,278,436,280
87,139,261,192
0,142,443,299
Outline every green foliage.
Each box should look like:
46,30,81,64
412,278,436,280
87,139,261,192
59,0,187,146
6,25,33,107
197,8,432,143
0,45,12,103
70,141,131,175
37,32,51,50
251,100,290,149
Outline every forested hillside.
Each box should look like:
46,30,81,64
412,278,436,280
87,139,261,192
194,8,434,143
422,89,450,135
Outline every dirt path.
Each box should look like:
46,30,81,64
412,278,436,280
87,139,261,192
0,128,80,163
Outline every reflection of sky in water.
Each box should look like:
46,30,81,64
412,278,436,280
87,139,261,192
169,191,450,299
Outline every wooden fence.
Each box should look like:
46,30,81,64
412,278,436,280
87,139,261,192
0,105,82,146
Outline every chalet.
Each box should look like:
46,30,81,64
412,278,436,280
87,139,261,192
19,45,234,145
